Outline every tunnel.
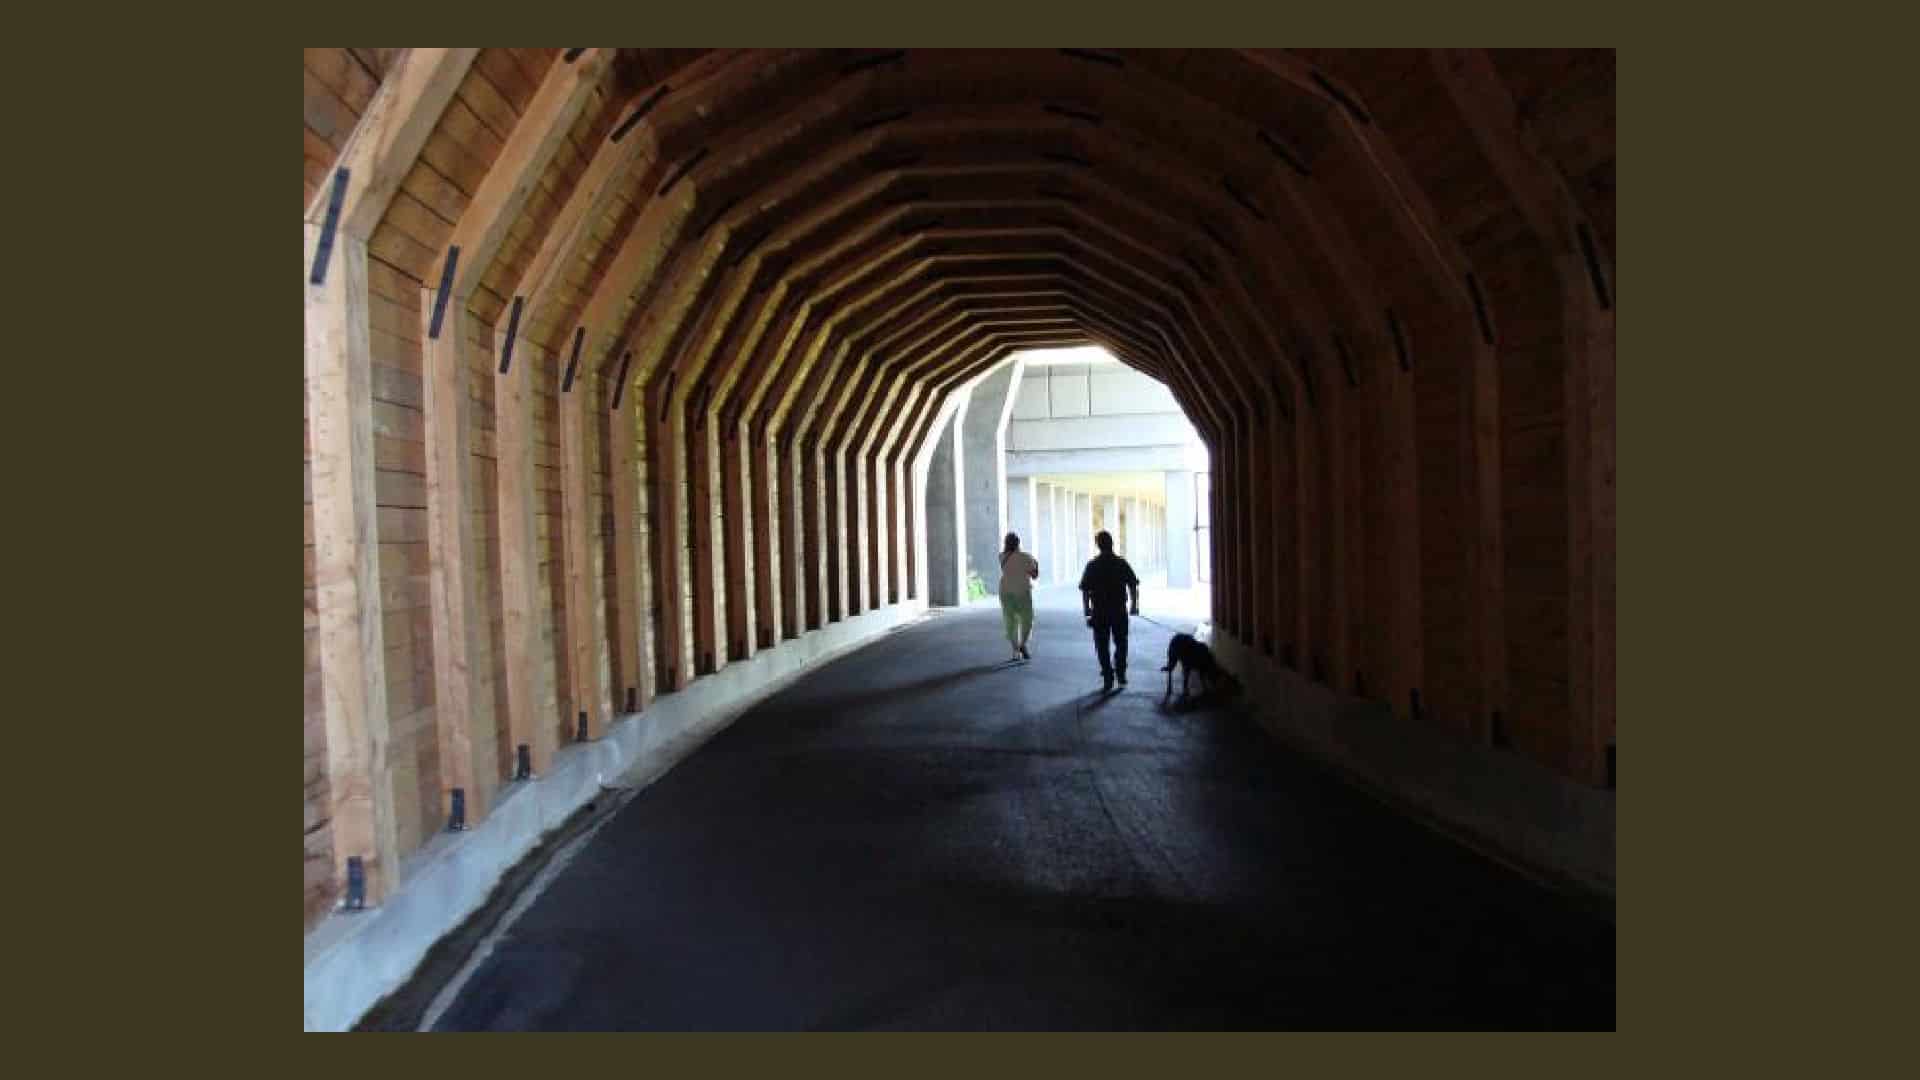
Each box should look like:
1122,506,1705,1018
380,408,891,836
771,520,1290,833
303,48,1615,1029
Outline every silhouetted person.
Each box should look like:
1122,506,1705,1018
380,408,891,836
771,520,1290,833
997,532,1040,661
1079,529,1140,692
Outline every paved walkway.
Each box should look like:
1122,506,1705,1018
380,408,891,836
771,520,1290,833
432,588,1613,1030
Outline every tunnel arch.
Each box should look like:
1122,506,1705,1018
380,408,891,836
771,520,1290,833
304,48,1613,934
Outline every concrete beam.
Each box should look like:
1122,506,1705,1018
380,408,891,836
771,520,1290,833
1007,413,1198,453
1004,445,1197,478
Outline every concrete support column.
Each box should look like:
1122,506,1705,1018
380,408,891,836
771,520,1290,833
923,399,967,607
1139,501,1149,569
1048,484,1067,583
1053,487,1069,581
1148,503,1157,570
1032,481,1055,584
1141,501,1153,570
1074,491,1093,571
1165,469,1194,588
961,360,1025,599
1157,503,1165,571
1007,475,1037,576
1101,494,1120,548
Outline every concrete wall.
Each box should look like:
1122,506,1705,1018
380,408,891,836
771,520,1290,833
1007,362,1205,464
1213,630,1614,905
1010,413,1198,454
1010,362,1181,422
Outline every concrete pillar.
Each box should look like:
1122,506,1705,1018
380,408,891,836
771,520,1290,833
961,360,1025,598
1049,484,1067,583
1074,491,1093,572
1165,469,1194,588
1052,487,1069,583
1140,501,1152,570
924,399,967,606
1125,495,1141,560
1036,483,1051,582
1007,475,1037,578
1144,503,1159,572
1101,494,1120,549
1033,481,1055,584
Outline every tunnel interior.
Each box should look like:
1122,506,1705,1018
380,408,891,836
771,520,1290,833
303,48,1614,1025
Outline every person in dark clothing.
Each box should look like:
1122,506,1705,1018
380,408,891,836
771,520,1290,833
1078,529,1141,693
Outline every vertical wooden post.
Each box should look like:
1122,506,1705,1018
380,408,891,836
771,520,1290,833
1384,340,1423,719
721,424,756,658
495,325,554,767
1290,400,1315,672
649,394,691,689
750,426,784,643
421,282,498,820
305,225,402,905
560,343,609,736
687,403,724,668
610,373,655,710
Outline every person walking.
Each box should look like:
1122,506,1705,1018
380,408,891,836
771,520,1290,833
997,532,1040,661
1078,529,1141,692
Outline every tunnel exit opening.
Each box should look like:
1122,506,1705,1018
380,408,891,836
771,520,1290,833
917,345,1211,625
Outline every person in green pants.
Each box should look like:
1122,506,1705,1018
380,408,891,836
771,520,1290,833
997,532,1040,661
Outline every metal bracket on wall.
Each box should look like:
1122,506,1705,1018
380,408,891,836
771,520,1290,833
342,856,367,911
428,246,460,339
309,167,349,286
498,296,524,374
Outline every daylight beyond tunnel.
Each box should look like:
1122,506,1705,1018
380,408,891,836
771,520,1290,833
920,347,1210,612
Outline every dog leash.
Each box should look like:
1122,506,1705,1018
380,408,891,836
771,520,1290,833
1128,611,1202,636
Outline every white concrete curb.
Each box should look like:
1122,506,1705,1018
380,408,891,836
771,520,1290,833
303,601,929,1031
1211,631,1615,904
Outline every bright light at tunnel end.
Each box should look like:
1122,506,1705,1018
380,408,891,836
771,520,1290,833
1008,345,1121,367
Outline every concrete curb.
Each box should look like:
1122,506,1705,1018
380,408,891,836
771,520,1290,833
303,601,929,1031
1211,632,1615,909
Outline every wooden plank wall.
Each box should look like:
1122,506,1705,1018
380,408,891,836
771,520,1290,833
303,47,391,925
303,47,583,928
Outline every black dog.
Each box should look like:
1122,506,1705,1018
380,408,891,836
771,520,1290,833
1161,633,1239,701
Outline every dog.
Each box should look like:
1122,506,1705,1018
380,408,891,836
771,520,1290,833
1161,632,1239,702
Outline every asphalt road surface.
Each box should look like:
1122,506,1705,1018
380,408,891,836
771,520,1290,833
432,588,1614,1030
